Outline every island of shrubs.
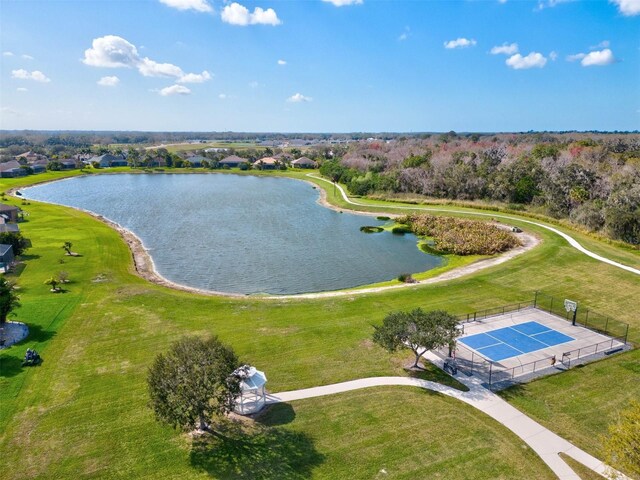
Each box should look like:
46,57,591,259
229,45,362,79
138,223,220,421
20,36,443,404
398,214,521,255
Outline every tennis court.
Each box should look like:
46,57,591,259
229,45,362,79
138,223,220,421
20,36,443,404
459,321,574,361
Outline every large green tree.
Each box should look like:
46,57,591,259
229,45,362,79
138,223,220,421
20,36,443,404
0,232,29,256
148,336,241,432
0,276,20,325
373,309,460,368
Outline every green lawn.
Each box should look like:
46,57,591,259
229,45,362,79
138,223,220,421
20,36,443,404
0,169,638,478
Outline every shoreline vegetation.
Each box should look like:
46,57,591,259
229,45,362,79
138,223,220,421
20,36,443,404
15,172,539,299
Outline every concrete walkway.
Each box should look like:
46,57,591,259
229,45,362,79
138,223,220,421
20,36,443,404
267,352,629,480
308,174,640,277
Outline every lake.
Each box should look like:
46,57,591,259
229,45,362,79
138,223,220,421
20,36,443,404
22,174,444,294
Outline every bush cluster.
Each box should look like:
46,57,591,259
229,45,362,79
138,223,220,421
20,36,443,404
398,214,521,255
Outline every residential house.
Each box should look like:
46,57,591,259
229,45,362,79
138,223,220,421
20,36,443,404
0,204,21,222
254,156,279,170
30,159,49,174
185,155,207,168
16,151,46,162
89,154,128,168
148,156,166,168
58,159,79,170
0,244,15,273
0,161,27,178
291,157,317,169
219,155,246,168
0,223,20,234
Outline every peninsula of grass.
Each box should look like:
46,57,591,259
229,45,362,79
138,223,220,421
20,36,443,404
0,170,638,478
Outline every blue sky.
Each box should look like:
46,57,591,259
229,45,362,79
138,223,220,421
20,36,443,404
1,0,638,132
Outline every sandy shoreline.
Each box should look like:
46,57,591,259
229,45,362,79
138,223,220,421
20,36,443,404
13,172,540,300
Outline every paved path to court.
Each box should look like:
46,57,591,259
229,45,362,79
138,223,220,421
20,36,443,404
267,351,629,480
307,174,640,277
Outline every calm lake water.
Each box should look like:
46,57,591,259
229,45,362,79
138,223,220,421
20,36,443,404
23,174,443,294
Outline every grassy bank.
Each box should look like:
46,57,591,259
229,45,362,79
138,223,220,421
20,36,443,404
0,170,638,478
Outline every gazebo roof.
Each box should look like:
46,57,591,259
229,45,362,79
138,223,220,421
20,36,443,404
234,366,267,391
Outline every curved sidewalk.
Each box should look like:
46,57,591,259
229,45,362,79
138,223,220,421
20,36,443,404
308,174,640,276
267,354,629,480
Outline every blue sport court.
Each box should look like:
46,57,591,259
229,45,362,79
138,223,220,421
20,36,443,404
459,321,574,362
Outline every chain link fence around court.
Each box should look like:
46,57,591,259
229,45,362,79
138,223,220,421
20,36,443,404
435,291,631,390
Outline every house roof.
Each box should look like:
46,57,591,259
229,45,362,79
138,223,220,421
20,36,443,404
220,155,245,164
0,224,19,233
233,366,267,391
0,203,19,213
0,244,13,256
257,156,278,165
292,156,316,165
187,155,207,162
0,161,22,172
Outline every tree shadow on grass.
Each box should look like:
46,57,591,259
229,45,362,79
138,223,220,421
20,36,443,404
190,420,324,479
255,403,296,426
406,363,469,392
0,354,25,378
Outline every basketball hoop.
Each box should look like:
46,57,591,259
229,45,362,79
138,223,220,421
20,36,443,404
564,299,578,326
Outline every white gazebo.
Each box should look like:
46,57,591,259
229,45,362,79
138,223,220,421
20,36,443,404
232,365,268,415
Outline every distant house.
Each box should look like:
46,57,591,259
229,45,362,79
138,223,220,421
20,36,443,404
148,156,166,168
89,154,128,168
291,157,317,169
254,157,279,170
0,204,21,222
58,159,79,170
219,155,246,168
186,155,207,167
0,160,28,178
0,223,20,234
30,159,49,174
0,244,15,273
16,151,46,162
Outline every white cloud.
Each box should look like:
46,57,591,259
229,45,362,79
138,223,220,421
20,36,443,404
505,52,547,69
566,53,585,62
83,35,140,68
21,54,34,60
549,51,558,61
536,0,574,10
11,69,51,82
159,84,191,96
83,35,211,87
322,0,363,5
138,57,184,78
16,87,28,92
581,48,616,66
158,0,213,12
444,38,477,49
221,2,281,26
398,26,410,42
249,81,259,88
3,51,14,57
287,93,312,103
97,76,120,87
611,0,640,15
277,59,287,65
177,70,212,83
218,93,227,99
590,40,610,49
490,43,518,55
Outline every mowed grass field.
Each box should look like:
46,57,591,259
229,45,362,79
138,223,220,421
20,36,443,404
0,170,638,479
